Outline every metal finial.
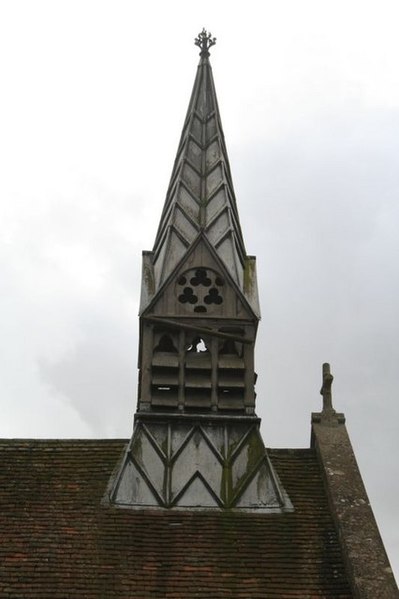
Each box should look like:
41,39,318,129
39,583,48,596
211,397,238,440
194,28,216,58
320,363,334,412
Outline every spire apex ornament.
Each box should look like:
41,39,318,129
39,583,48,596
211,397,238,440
195,28,216,57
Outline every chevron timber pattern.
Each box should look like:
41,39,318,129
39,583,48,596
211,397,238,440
153,54,246,289
111,418,292,512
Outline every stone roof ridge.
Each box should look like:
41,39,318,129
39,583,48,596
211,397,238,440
311,362,399,597
152,30,247,289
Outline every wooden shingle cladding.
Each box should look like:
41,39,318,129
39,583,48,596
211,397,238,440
0,440,352,598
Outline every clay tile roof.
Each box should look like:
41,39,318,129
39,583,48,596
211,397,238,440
0,439,352,598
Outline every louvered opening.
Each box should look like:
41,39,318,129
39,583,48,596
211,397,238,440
217,387,245,410
185,350,212,407
184,387,212,408
151,379,179,407
218,368,245,388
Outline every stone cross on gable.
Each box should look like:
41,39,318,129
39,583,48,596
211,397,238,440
320,362,334,412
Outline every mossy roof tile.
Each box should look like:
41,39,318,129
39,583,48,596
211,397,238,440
0,440,352,598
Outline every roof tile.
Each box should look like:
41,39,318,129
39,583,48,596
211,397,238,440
0,440,352,598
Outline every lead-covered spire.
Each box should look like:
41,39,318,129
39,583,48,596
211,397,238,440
152,30,247,292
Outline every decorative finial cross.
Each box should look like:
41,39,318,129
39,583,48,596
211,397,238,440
312,362,345,425
320,362,334,412
195,28,216,58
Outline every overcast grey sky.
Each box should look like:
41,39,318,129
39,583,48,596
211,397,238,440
1,0,398,579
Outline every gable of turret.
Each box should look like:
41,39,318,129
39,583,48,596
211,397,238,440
142,235,258,323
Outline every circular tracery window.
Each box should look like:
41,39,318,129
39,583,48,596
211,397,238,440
176,267,224,313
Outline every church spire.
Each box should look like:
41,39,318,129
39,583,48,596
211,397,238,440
151,29,248,295
109,33,291,512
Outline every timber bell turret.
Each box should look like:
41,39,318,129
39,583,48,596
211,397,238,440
110,30,292,512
